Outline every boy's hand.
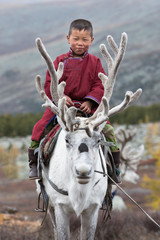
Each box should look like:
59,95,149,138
65,95,74,107
80,100,93,114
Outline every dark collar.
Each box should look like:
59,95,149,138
68,48,88,58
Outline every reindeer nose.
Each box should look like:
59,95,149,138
78,143,88,153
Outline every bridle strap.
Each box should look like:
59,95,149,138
38,136,69,196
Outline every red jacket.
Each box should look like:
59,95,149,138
31,50,105,141
44,49,105,111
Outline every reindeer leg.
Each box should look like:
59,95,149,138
80,205,99,240
54,205,70,240
48,206,58,240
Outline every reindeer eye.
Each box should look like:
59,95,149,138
93,138,101,147
96,139,101,147
65,138,73,148
65,138,69,144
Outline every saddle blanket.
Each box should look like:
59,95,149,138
41,123,61,164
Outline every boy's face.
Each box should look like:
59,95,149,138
67,29,94,57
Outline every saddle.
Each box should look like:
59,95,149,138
41,123,61,165
40,108,90,165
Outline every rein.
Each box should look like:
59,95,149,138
38,134,68,196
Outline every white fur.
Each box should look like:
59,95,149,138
112,196,127,211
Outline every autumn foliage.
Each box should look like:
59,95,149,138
142,123,160,210
0,145,20,179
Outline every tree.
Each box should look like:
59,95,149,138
142,123,160,210
0,145,20,179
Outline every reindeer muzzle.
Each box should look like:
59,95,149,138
75,162,92,184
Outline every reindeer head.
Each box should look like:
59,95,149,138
63,129,102,184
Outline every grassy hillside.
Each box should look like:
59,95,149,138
0,0,160,114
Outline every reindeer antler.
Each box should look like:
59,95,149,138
115,127,144,172
87,33,142,130
36,38,64,106
36,75,59,115
115,127,137,153
35,38,80,131
99,33,127,101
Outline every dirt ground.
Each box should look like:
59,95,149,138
0,163,160,240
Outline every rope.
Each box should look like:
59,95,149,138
35,179,49,225
38,134,68,196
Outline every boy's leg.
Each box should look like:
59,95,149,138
28,140,40,180
31,108,56,142
28,110,55,180
102,123,121,184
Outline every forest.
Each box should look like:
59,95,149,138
0,104,159,137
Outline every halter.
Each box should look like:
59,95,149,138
37,127,108,197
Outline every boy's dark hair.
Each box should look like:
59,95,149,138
68,19,93,38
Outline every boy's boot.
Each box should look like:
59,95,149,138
109,149,121,184
28,148,40,180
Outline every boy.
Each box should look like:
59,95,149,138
29,19,120,183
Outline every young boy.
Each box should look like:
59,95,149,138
29,19,120,183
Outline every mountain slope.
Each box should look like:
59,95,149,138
0,0,160,114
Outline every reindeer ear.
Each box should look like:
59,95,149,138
57,116,68,131
96,121,106,133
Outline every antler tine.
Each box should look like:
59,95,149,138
116,127,137,144
88,33,128,124
66,107,80,132
35,38,64,106
86,97,109,132
116,127,137,158
108,88,142,117
91,97,109,130
35,75,59,115
100,32,128,101
107,35,119,56
115,128,126,144
128,88,142,106
58,81,66,99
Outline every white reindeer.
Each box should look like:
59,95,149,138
115,127,144,184
35,33,142,240
112,127,144,212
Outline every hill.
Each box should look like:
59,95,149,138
0,0,160,114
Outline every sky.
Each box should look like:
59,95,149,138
0,0,74,3
0,0,47,2
0,0,76,9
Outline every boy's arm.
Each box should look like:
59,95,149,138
84,58,105,106
80,100,93,114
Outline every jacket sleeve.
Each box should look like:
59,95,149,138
44,57,60,100
84,58,105,104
